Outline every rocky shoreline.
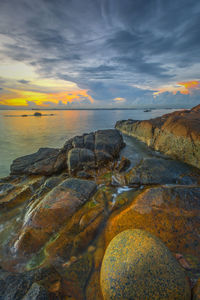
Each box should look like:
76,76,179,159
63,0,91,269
0,107,200,299
116,104,200,169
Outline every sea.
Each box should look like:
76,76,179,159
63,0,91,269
0,108,180,178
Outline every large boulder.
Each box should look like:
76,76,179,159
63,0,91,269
10,148,66,176
100,229,191,299
13,178,97,254
66,129,124,174
116,105,200,169
105,185,200,256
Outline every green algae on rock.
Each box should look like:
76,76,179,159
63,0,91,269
100,229,191,300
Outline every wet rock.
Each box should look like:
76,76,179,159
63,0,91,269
0,267,56,300
14,178,97,254
95,151,112,166
105,185,200,257
116,105,200,169
95,129,124,158
68,148,95,174
10,148,66,176
22,283,49,300
72,135,84,148
86,270,103,300
84,133,95,151
62,252,93,300
73,214,103,254
0,183,15,197
0,185,32,209
116,156,131,173
0,176,45,209
77,171,93,179
125,157,199,185
42,176,61,190
101,229,191,299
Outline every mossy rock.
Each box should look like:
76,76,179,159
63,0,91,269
100,229,191,300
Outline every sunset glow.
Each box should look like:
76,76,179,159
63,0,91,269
0,78,94,107
154,81,200,97
0,0,199,108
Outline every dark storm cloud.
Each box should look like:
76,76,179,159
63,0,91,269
0,0,199,105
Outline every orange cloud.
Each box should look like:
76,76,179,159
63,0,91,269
154,80,200,96
178,81,200,94
0,88,94,107
114,97,126,102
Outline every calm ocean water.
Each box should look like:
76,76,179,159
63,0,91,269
0,109,179,178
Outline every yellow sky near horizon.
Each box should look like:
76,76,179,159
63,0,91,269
0,72,199,107
0,76,94,107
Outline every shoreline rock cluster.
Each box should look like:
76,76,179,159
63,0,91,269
0,108,200,299
116,104,200,169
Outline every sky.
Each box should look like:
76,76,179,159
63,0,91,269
0,0,200,109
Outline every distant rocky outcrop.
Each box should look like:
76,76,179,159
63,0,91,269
34,112,42,116
116,104,200,169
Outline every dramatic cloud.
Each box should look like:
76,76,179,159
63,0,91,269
0,0,199,108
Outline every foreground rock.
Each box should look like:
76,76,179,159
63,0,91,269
105,185,200,256
116,104,200,169
120,157,200,186
0,126,199,299
13,178,97,255
0,266,58,300
101,229,191,299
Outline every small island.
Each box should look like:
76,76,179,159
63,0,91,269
33,112,42,117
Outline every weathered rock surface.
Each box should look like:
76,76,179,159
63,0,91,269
101,229,191,299
0,266,58,300
22,283,49,300
0,125,200,299
10,129,124,176
68,148,96,174
66,129,124,173
10,148,66,176
95,129,125,157
104,185,200,256
116,105,200,169
13,178,97,255
123,157,200,185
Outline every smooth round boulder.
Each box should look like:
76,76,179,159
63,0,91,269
100,229,191,300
